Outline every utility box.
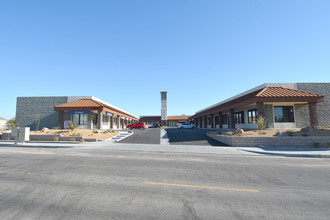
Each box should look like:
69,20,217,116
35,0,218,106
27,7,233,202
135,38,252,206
19,127,30,141
11,127,19,137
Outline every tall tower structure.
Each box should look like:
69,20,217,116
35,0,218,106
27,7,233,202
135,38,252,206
160,91,167,126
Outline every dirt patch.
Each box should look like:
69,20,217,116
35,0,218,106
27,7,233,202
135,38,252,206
30,129,118,140
219,128,330,137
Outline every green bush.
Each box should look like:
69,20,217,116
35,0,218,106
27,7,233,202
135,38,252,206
71,138,76,142
257,116,267,130
70,122,77,132
53,137,59,141
327,143,330,148
287,132,293,137
313,142,320,148
53,127,59,130
6,119,19,129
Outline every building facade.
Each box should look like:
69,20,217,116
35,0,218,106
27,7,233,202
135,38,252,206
0,117,8,130
16,96,137,130
189,83,329,130
139,115,190,127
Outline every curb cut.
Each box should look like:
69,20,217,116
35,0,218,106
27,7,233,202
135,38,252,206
115,131,134,142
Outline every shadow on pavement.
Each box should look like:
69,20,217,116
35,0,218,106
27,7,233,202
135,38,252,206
165,128,228,146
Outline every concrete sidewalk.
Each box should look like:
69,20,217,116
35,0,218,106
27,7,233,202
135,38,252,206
1,141,330,158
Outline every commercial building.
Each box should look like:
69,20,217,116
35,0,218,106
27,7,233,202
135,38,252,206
0,117,8,130
139,115,190,127
189,83,330,129
16,96,137,130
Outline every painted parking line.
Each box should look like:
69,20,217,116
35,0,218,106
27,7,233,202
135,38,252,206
144,182,259,193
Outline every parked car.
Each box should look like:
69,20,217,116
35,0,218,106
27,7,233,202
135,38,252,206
148,123,160,128
177,123,196,129
127,122,146,130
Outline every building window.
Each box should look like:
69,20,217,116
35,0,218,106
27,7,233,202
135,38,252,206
72,114,87,125
248,109,258,124
274,106,294,122
215,116,219,125
234,111,244,124
221,114,228,124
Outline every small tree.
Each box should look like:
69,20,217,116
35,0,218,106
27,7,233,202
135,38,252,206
6,119,19,144
257,116,267,130
6,119,19,129
70,122,77,132
34,114,40,131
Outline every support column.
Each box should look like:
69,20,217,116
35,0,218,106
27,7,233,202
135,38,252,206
98,111,103,129
204,116,207,128
308,102,319,129
110,116,114,129
58,111,64,129
210,114,214,128
199,117,202,128
230,108,235,129
256,102,265,118
219,112,223,128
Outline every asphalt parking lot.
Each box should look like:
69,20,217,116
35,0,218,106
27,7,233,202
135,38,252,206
119,128,226,146
119,128,161,144
165,128,226,146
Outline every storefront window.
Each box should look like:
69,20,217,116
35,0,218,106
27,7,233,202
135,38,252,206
234,111,245,124
274,106,294,122
248,109,258,124
221,114,228,124
215,116,219,125
72,114,87,125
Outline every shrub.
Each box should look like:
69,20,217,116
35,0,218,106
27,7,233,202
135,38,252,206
53,127,59,130
79,139,85,143
257,116,266,130
53,137,59,141
226,132,233,136
72,133,76,136
218,131,222,135
313,142,320,148
6,119,19,129
77,133,81,136
327,143,330,148
302,134,308,137
70,122,77,132
71,138,76,142
287,132,293,137
238,134,242,137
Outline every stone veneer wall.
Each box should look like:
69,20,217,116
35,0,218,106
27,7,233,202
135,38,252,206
16,97,68,131
297,83,330,128
207,132,330,148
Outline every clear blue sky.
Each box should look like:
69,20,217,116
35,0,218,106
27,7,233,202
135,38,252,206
1,0,330,120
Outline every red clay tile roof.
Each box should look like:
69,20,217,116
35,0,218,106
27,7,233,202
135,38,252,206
256,87,324,98
55,99,102,108
54,99,137,119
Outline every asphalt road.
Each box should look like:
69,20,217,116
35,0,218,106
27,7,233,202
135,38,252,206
165,128,226,146
1,147,330,219
118,128,160,144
